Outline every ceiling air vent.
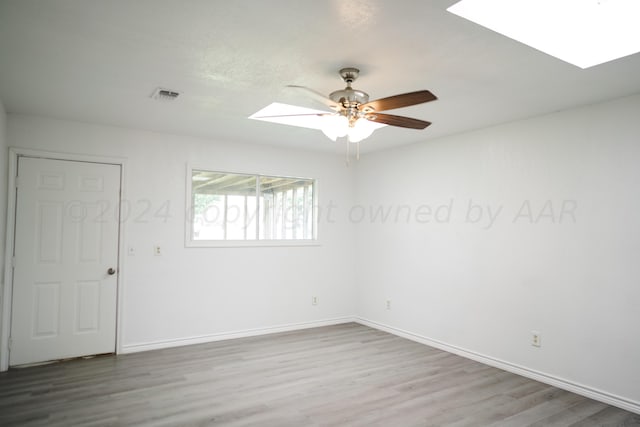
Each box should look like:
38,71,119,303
150,87,180,101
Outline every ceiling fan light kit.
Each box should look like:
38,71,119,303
250,67,437,159
320,114,380,143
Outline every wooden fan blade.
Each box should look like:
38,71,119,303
359,90,437,112
286,85,341,110
365,113,431,129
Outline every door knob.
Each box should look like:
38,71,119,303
107,267,116,275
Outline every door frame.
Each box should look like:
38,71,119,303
1,147,127,371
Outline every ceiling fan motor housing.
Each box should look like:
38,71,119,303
329,88,369,106
330,67,370,107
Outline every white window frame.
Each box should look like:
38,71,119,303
185,165,319,248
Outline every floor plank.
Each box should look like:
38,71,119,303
0,323,638,426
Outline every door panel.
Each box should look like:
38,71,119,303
32,282,61,338
75,280,100,333
36,201,64,263
10,157,121,366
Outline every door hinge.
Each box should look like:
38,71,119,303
8,338,12,350
15,176,20,188
11,257,16,268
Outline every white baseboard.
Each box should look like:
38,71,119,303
120,316,355,354
355,317,640,415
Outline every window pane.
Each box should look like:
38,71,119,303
259,176,314,240
191,171,257,240
306,184,314,239
246,196,257,240
194,195,224,240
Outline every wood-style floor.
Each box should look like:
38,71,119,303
0,323,638,426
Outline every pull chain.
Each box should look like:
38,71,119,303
345,139,350,167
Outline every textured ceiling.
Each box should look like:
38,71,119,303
1,0,640,154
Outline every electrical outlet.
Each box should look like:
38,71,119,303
312,296,318,306
154,245,161,256
531,331,541,347
386,300,391,310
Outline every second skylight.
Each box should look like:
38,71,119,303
447,0,640,69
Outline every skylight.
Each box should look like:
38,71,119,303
248,102,330,130
447,0,640,69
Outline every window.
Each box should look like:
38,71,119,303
188,169,316,246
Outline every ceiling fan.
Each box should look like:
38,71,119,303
250,67,437,157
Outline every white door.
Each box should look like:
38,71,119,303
10,157,121,366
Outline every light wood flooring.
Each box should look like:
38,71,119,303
0,323,638,426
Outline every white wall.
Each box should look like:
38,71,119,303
355,93,640,406
7,115,357,349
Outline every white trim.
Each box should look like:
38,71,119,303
6,147,125,166
0,147,127,371
355,317,640,415
121,316,355,354
0,151,18,372
186,240,321,249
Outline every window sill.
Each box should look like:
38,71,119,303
185,239,321,248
